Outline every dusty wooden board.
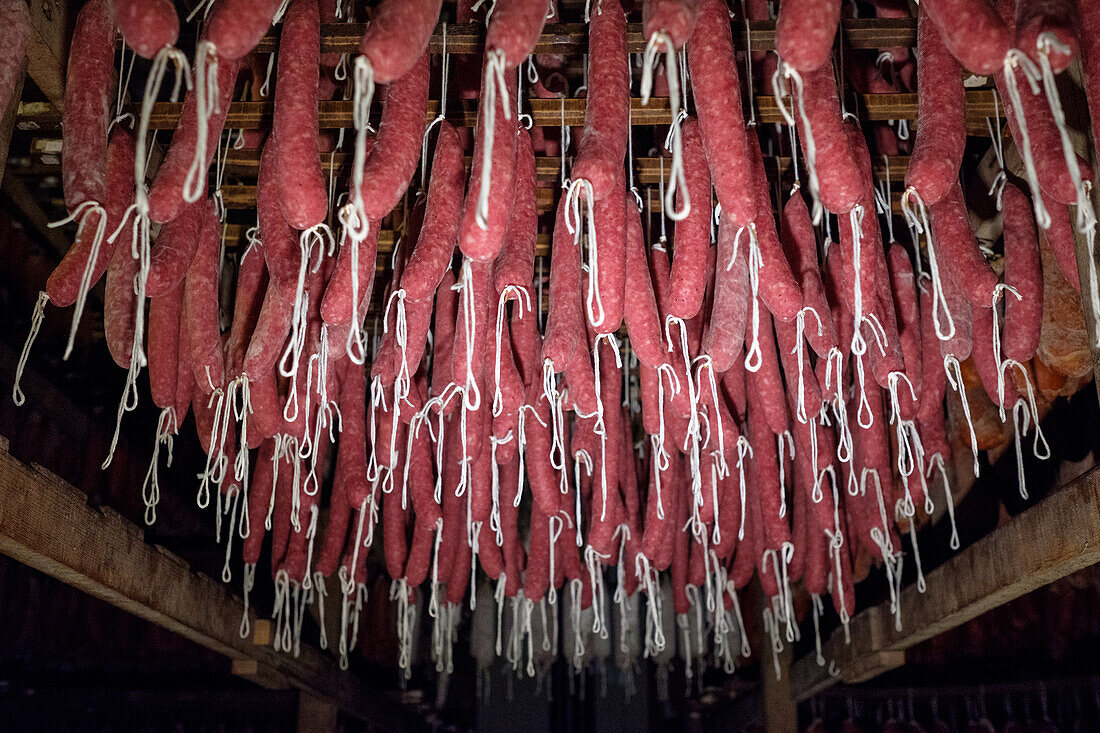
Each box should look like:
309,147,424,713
23,0,68,111
791,464,1100,701
15,91,1002,131
0,446,422,727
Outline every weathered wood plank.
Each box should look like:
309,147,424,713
0,446,422,727
24,0,68,110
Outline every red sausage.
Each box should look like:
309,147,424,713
775,0,841,72
148,279,183,410
318,465,352,577
145,199,205,298
1079,0,1100,180
590,165,628,333
1002,182,1043,363
905,6,966,207
746,392,790,550
184,199,224,391
242,279,294,378
174,316,194,424
357,51,429,223
688,0,756,228
492,128,537,297
103,209,138,369
431,270,458,398
246,369,282,445
146,53,241,224
457,55,517,263
205,0,281,60
383,461,409,580
780,191,838,358
972,299,1020,407
225,248,268,379
570,0,628,200
886,244,922,420
542,195,584,371
748,136,803,322
643,0,700,50
747,313,790,436
797,61,863,215
928,183,998,308
1016,0,1078,72
400,122,465,303
48,128,134,307
274,0,326,230
1040,202,1080,290
256,137,303,303
62,0,115,212
916,281,948,424
939,266,974,360
994,0,1093,208
320,222,380,326
666,118,710,321
703,212,749,372
108,0,178,60
920,0,1010,75
622,204,668,369
486,0,548,67
357,0,442,84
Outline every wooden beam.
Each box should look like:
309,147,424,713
16,91,1004,131
0,445,423,728
791,464,1100,701
23,0,68,110
246,18,916,56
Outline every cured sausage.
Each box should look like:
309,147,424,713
920,0,1011,75
796,61,863,215
62,0,115,213
108,0,178,60
775,0,841,73
184,199,224,392
486,0,548,68
274,0,327,230
1002,182,1043,363
905,6,966,207
928,183,998,308
358,0,442,84
780,191,838,358
147,279,184,410
667,118,710,321
1016,0,1078,72
623,205,668,369
703,212,749,372
400,122,465,303
643,0,700,50
748,137,803,322
570,0,629,200
688,0,755,228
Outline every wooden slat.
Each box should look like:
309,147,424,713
0,445,422,727
15,91,1002,131
791,464,1100,701
248,18,916,56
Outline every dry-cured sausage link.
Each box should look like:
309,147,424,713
108,0,178,60
487,0,549,68
493,129,538,299
401,122,465,303
458,53,517,262
623,203,668,369
243,280,294,379
905,6,966,207
748,138,803,322
148,279,184,411
1002,182,1043,364
590,167,628,333
929,183,999,309
920,0,1011,75
543,195,584,372
775,0,841,73
886,244,922,423
1016,0,1078,72
225,247,268,379
688,0,755,228
570,0,629,201
747,312,789,437
146,52,241,223
643,0,700,50
703,212,749,372
357,0,442,84
274,0,327,230
320,222,380,329
780,192,838,359
63,0,115,213
185,199,224,392
666,118,710,322
145,198,205,298
205,0,281,61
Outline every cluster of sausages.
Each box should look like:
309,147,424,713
11,0,1099,680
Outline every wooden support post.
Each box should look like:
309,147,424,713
0,444,422,727
791,463,1100,701
297,693,339,733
